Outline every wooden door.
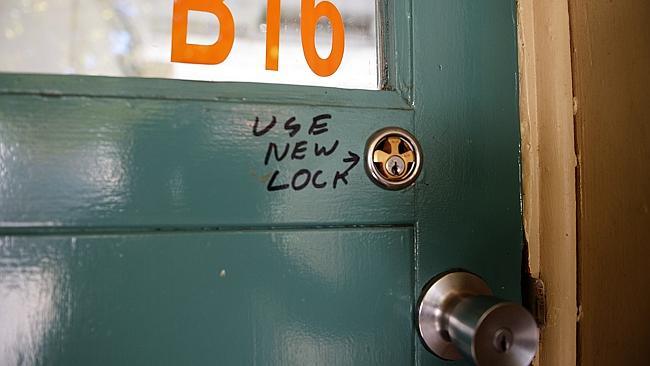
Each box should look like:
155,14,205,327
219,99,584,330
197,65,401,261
0,1,522,364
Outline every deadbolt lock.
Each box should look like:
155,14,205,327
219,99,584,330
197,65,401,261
365,127,422,190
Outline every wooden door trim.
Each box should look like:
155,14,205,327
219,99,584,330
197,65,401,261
517,1,577,365
0,74,411,111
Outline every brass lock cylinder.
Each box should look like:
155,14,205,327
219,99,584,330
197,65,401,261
365,127,422,190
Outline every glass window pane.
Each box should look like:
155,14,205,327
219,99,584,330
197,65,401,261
0,0,378,89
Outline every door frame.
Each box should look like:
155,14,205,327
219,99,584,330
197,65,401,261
517,1,577,365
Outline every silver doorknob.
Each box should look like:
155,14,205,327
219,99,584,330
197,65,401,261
417,271,539,366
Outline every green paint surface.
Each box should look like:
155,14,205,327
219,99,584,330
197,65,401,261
0,0,522,365
0,229,413,365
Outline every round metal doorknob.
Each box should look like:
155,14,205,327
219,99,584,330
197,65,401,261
417,271,539,366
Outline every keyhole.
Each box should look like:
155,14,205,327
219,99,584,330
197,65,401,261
385,156,405,177
499,335,509,352
493,328,513,353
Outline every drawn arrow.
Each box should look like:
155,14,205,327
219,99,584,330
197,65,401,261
333,151,360,189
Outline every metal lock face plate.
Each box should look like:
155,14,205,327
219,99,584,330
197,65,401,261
365,127,423,190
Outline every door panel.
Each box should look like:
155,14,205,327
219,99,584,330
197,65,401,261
0,228,413,365
0,94,413,227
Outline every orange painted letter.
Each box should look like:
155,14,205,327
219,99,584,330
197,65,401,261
171,0,235,64
300,0,345,77
266,0,281,70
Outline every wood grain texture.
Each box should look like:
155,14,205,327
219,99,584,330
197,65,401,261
518,1,577,365
569,0,650,365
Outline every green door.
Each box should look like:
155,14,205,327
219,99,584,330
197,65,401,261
0,1,522,365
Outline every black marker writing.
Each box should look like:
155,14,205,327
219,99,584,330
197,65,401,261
291,169,312,191
264,142,290,165
312,170,327,189
333,151,360,189
284,117,301,137
254,114,359,192
309,114,331,136
253,116,277,137
267,170,290,192
314,140,339,157
291,141,308,160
